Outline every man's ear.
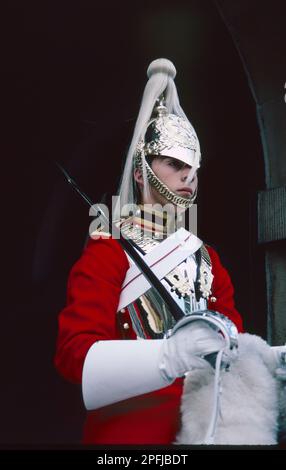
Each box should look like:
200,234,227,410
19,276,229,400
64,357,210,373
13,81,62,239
134,168,143,186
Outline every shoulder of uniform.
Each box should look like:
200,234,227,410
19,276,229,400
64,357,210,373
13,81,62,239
203,243,218,256
90,230,112,239
202,243,222,267
85,233,126,258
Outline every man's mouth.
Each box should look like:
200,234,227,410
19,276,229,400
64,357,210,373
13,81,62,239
176,187,193,196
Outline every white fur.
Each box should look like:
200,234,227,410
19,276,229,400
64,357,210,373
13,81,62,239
176,333,281,445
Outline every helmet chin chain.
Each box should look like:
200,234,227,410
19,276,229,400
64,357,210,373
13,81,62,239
135,152,197,209
166,310,239,444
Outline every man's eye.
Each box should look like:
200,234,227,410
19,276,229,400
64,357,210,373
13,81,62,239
167,160,180,169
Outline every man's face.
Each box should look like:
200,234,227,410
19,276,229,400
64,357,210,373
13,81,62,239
134,156,198,207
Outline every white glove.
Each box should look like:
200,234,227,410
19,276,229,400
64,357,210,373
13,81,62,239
159,319,226,382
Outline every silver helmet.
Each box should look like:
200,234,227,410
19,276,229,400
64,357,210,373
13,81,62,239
135,95,200,208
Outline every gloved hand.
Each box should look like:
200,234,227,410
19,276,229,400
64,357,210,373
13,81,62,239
159,319,226,382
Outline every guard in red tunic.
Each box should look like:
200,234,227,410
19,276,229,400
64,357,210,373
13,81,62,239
55,58,247,444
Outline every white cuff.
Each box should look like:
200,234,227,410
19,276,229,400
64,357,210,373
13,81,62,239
82,339,171,410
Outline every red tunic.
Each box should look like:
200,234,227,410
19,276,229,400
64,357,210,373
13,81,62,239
54,237,243,444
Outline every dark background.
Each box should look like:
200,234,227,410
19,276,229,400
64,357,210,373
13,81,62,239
3,0,270,445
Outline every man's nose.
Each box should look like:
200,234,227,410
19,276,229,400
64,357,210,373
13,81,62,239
181,167,190,182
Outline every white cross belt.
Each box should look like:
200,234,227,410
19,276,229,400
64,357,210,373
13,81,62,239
117,228,202,311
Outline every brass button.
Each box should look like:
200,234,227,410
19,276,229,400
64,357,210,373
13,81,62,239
210,296,217,303
120,309,126,313
123,323,130,330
